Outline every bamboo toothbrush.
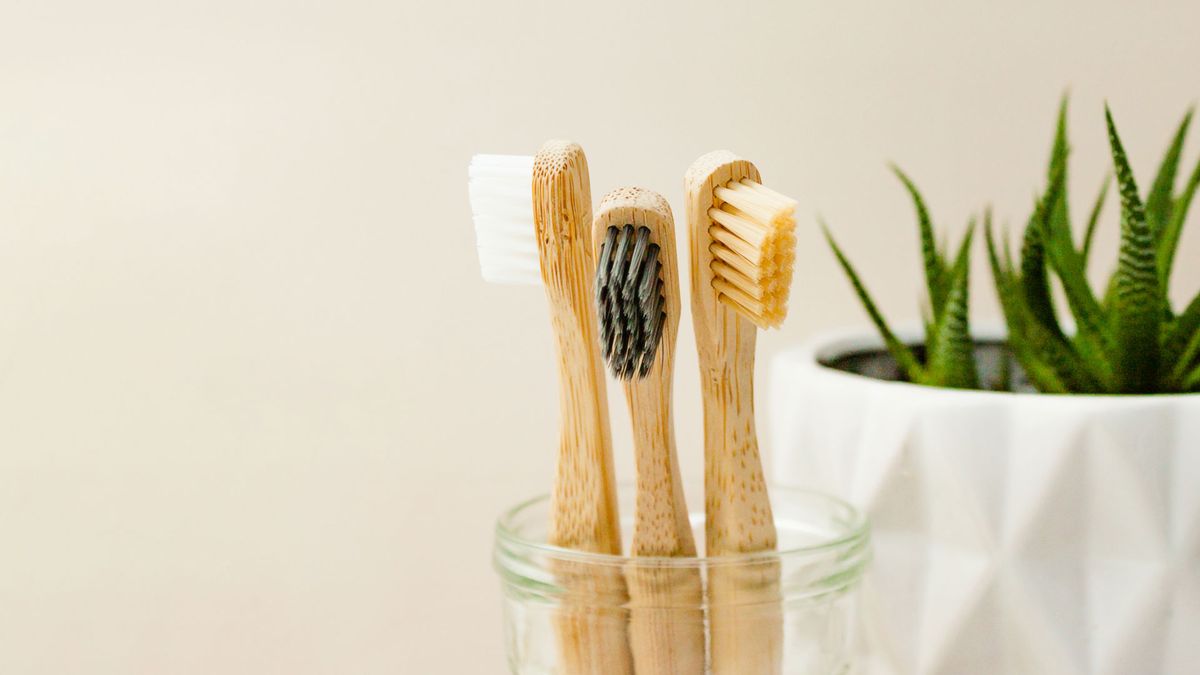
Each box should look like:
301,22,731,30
593,186,705,675
469,141,632,675
684,151,798,675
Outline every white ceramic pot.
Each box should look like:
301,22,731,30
767,327,1200,675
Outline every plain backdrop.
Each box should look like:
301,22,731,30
1,1,1198,673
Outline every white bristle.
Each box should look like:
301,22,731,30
468,154,541,285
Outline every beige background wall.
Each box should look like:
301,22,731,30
1,1,1198,672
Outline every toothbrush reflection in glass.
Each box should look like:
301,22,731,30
468,142,632,675
593,187,705,675
685,151,798,675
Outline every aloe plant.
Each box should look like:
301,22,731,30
826,97,1200,394
989,99,1200,393
822,166,979,389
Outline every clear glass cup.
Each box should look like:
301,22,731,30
494,483,870,674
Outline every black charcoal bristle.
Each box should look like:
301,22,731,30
636,245,660,305
610,225,634,288
593,224,666,380
640,312,666,377
595,226,619,306
624,228,651,303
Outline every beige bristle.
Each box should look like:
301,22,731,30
708,178,797,328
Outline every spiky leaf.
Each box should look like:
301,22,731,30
1037,156,1118,382
1166,290,1200,353
1165,291,1200,389
983,219,1070,393
1081,174,1110,267
1158,152,1200,287
1146,108,1193,240
1183,361,1200,391
891,166,948,319
928,223,978,388
822,222,925,382
1101,270,1119,311
983,211,1013,281
1170,336,1200,390
1046,96,1072,240
1020,199,1064,339
987,216,1105,392
1106,106,1163,392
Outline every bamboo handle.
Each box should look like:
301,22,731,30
685,152,782,675
594,187,705,675
534,141,633,675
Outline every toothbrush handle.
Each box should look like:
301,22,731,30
545,302,621,556
535,141,632,675
625,339,705,675
699,326,782,675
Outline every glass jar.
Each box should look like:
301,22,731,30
494,483,870,674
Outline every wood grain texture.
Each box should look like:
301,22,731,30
685,151,782,675
594,187,705,675
533,141,633,675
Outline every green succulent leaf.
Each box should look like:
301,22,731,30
923,315,939,364
1020,198,1065,339
1047,96,1072,239
1081,174,1111,267
1181,334,1200,381
987,215,1106,392
1106,105,1163,392
984,219,1070,393
1165,292,1200,390
1146,107,1193,240
1101,270,1119,312
928,222,979,388
1158,151,1200,288
825,99,1199,396
952,217,977,270
1001,317,1072,393
1037,156,1118,382
1001,222,1016,275
1183,361,1200,391
1164,291,1200,364
822,221,925,382
891,165,948,320
983,211,1013,280
1169,335,1200,390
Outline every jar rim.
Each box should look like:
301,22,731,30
494,484,870,569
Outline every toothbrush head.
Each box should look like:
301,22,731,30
468,154,540,285
686,151,798,329
708,179,797,328
596,222,666,380
592,187,679,381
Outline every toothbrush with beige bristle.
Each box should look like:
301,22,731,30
685,150,798,675
592,187,705,675
468,141,632,675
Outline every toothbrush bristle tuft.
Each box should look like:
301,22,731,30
596,225,665,380
468,154,540,285
708,178,797,328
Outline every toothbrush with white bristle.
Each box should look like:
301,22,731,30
468,141,632,675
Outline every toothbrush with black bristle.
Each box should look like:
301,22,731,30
593,186,705,675
468,141,632,675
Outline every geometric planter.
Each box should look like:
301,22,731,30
768,328,1200,675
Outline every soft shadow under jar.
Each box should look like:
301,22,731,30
494,483,870,674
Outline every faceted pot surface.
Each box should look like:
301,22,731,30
768,328,1200,675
